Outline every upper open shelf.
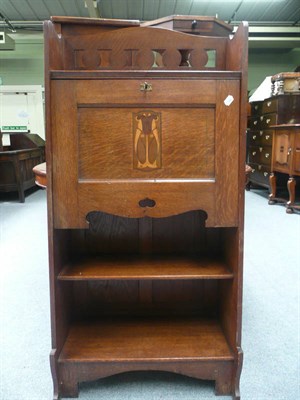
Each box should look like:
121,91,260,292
58,255,233,281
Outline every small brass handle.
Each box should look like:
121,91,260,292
260,116,264,121
252,135,256,140
140,82,152,92
260,130,263,136
252,151,257,156
267,101,272,107
191,20,197,29
264,172,269,177
287,147,292,156
266,118,271,124
253,120,258,125
265,135,270,140
259,147,263,152
258,165,262,170
265,153,270,158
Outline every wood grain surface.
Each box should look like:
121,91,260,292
59,317,234,362
45,16,248,400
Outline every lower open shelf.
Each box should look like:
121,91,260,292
59,317,233,363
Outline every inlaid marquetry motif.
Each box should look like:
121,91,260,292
133,111,162,170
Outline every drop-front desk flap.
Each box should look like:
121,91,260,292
50,74,241,228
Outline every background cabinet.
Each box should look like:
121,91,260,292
269,125,300,213
44,16,248,399
247,95,300,190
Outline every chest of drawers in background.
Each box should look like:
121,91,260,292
247,95,300,190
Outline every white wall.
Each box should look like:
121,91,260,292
0,85,45,144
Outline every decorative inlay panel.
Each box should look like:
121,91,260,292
133,110,162,171
78,105,215,180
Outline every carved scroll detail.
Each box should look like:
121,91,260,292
133,110,161,171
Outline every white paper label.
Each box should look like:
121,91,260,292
224,95,234,106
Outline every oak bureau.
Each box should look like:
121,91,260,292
44,15,248,399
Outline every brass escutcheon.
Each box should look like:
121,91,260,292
140,82,152,92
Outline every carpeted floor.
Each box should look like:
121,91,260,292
0,188,299,400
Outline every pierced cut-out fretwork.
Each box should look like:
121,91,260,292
68,27,225,70
152,50,166,68
205,49,217,68
179,49,192,67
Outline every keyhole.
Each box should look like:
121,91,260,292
139,198,156,208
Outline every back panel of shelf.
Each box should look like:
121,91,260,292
53,210,238,320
